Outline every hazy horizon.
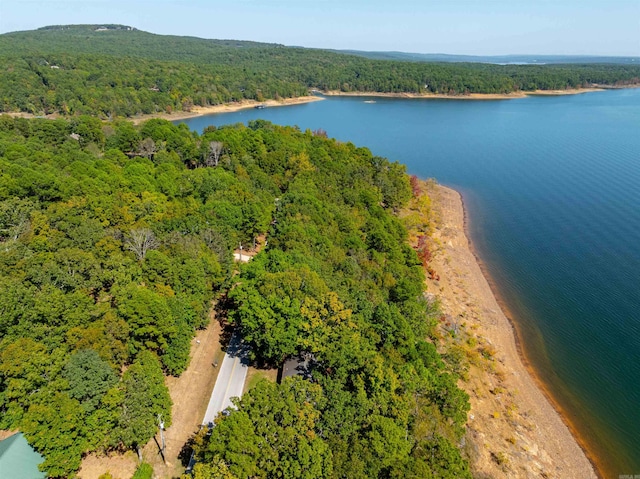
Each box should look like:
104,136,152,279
1,0,638,57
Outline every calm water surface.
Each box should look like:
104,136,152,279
178,90,640,477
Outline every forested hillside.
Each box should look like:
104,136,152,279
1,24,639,117
0,116,470,477
333,50,640,65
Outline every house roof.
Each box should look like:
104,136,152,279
281,357,304,379
279,354,313,382
0,433,46,479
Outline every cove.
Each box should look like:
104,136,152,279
177,89,640,476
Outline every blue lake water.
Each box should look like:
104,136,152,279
178,90,640,476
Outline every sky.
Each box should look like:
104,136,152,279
1,0,639,56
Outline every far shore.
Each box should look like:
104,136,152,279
320,86,615,100
130,96,324,124
1,96,324,124
4,84,638,124
424,183,599,478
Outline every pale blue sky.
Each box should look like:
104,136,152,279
1,0,638,56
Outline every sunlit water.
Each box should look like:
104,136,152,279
178,89,640,476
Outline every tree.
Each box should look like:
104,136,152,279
131,463,154,479
22,392,88,478
410,436,472,479
162,316,192,376
115,284,175,361
204,141,223,167
138,137,157,160
70,115,105,148
229,285,302,364
0,338,52,427
204,410,260,478
109,121,141,154
125,228,159,261
63,349,118,413
366,415,412,469
181,461,238,479
0,197,34,248
205,378,332,479
118,350,172,461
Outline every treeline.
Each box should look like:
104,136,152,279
0,116,470,477
0,25,639,117
0,54,307,118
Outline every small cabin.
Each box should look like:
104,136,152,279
278,354,313,383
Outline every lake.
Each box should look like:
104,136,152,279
177,89,640,476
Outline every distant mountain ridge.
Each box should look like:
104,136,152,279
1,24,639,117
37,24,136,31
333,50,640,65
4,25,637,65
0,24,287,63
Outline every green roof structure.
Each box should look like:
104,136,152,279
0,433,46,479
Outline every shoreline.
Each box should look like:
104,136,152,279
1,95,324,124
6,85,638,124
426,184,599,478
457,188,607,478
130,95,324,124
320,86,612,100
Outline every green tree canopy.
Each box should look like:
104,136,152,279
117,350,172,456
63,349,118,413
205,378,332,479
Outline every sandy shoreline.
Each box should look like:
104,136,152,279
425,184,598,478
320,87,609,100
130,95,324,124
5,85,636,124
1,96,324,124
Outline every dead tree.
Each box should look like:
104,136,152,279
0,199,33,249
125,228,158,261
138,137,157,160
204,141,223,167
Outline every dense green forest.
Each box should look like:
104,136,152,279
332,50,640,65
3,23,632,478
0,116,470,477
1,24,639,117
